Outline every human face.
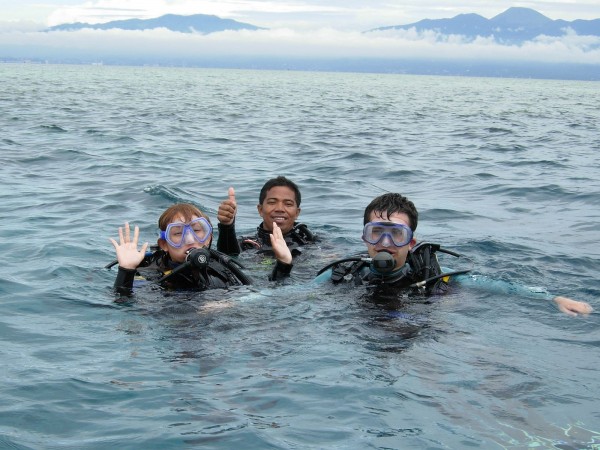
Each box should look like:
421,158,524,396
257,186,300,234
159,214,212,263
364,211,416,271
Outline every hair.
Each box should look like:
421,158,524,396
363,193,419,231
158,203,212,231
258,176,302,206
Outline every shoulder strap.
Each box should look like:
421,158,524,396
407,242,443,282
329,256,369,284
208,249,253,285
291,223,316,244
407,242,469,294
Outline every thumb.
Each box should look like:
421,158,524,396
228,187,236,203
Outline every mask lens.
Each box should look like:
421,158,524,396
167,224,185,246
390,226,410,246
189,218,211,242
369,225,386,242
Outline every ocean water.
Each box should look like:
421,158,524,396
1,63,599,449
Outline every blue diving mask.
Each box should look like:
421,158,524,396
159,217,212,248
362,221,413,247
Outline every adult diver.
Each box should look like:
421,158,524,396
216,176,318,278
316,193,593,316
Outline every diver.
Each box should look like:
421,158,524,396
316,193,593,316
108,203,293,297
216,176,318,263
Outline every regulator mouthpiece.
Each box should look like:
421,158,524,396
186,248,210,269
372,251,395,273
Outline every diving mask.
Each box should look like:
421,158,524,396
159,217,212,248
362,221,413,247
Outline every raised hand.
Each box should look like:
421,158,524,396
217,186,237,225
270,222,293,265
109,222,149,270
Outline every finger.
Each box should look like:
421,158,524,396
576,301,593,314
109,238,118,250
140,242,149,254
118,226,124,244
555,298,578,316
559,305,577,317
576,303,593,314
273,222,282,239
270,228,282,246
228,186,236,203
133,225,140,245
124,222,131,242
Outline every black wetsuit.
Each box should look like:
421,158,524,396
322,243,457,298
217,221,317,280
114,249,251,296
329,257,449,295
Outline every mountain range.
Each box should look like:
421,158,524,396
12,8,598,81
44,8,599,42
46,13,264,34
369,7,600,43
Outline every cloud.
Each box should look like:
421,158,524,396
0,20,45,32
1,27,599,66
364,28,600,63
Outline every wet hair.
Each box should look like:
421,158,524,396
158,203,212,231
363,193,418,231
258,176,302,206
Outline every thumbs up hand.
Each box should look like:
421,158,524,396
217,187,237,225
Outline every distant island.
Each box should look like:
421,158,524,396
45,8,599,42
368,7,600,43
1,8,596,81
46,13,265,34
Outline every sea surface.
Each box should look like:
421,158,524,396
1,63,599,449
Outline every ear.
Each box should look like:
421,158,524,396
408,237,417,250
257,204,263,218
294,207,301,220
158,239,168,252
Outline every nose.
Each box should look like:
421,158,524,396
183,229,196,244
379,234,393,247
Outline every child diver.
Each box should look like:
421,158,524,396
109,203,293,296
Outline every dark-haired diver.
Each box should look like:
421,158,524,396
109,203,292,297
216,176,318,264
315,193,593,316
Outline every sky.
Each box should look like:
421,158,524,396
0,0,599,67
